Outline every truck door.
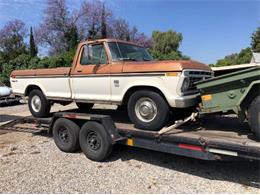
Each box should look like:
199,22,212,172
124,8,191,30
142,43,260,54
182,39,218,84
70,43,111,101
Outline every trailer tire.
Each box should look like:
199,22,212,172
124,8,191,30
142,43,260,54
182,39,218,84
28,89,51,117
248,95,260,138
127,90,169,131
53,118,80,152
79,121,113,161
76,102,94,112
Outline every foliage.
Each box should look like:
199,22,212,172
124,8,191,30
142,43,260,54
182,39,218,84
101,3,107,38
214,47,252,67
29,27,38,57
251,26,260,52
0,19,27,62
78,0,112,40
0,63,13,86
36,0,79,55
150,30,189,60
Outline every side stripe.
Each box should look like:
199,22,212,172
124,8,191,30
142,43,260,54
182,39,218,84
13,72,168,79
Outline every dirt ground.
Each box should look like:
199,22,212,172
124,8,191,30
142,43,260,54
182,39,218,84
0,103,259,193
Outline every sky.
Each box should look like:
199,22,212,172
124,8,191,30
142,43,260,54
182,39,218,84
0,0,259,64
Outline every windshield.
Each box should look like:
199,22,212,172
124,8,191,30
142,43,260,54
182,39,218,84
108,42,153,61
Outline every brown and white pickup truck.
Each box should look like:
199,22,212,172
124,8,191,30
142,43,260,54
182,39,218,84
10,39,213,130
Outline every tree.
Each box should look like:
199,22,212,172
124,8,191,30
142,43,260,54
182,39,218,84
29,27,38,57
129,26,153,48
64,25,79,51
110,18,130,40
251,26,260,52
0,19,27,61
78,0,112,40
101,3,107,38
215,47,252,67
36,0,77,55
150,30,189,60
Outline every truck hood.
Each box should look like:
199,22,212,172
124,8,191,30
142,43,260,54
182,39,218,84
123,60,211,73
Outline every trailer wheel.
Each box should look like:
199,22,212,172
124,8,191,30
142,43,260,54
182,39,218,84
248,95,260,138
127,90,169,131
76,102,94,112
53,118,80,152
28,89,51,117
79,121,113,161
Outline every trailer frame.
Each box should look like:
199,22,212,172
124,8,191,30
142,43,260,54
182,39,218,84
1,111,259,162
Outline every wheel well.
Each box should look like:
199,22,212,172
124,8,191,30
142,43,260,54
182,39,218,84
122,86,168,106
240,84,259,110
25,85,42,96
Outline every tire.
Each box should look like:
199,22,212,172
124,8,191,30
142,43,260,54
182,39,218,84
53,118,80,152
117,105,127,111
79,121,113,161
28,89,51,117
76,102,94,112
127,90,169,131
248,96,260,138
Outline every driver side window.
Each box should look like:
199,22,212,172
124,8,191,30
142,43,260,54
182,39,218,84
80,44,108,65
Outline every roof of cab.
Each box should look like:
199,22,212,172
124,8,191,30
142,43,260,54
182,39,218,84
80,38,143,47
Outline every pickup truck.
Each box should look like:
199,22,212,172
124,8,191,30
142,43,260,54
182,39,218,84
10,39,213,130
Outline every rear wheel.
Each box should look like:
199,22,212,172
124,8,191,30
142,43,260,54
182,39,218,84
53,118,80,152
79,121,113,161
248,95,260,138
28,89,51,117
127,90,169,131
76,102,94,112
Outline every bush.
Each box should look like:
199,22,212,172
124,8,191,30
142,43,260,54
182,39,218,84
0,63,13,86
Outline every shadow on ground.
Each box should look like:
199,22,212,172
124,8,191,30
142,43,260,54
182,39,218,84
108,144,260,189
0,115,23,123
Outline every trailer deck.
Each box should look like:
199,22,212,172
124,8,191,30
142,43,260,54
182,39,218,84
0,108,259,161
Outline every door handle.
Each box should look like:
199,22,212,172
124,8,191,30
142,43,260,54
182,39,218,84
77,70,82,72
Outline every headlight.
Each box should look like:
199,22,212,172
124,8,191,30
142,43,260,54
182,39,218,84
181,77,190,92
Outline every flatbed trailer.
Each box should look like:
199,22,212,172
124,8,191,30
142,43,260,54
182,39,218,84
1,109,259,162
0,96,21,105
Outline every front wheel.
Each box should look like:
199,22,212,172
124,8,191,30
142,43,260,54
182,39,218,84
28,89,51,117
248,96,260,138
127,90,169,131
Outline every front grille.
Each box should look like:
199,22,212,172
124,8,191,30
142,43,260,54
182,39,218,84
188,77,204,90
185,70,213,91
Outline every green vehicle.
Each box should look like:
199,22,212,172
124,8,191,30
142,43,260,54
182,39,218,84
196,66,260,138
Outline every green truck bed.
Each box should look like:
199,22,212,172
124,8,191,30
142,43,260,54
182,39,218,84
196,66,260,115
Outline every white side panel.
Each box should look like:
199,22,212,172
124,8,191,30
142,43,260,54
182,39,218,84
70,76,110,101
110,75,180,106
11,77,71,98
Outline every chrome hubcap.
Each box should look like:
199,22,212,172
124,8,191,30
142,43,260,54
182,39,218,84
135,97,158,122
31,95,41,112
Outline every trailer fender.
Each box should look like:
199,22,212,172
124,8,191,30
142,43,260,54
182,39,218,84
238,80,260,109
48,112,124,144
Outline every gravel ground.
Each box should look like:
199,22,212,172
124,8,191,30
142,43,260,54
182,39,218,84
0,103,260,193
